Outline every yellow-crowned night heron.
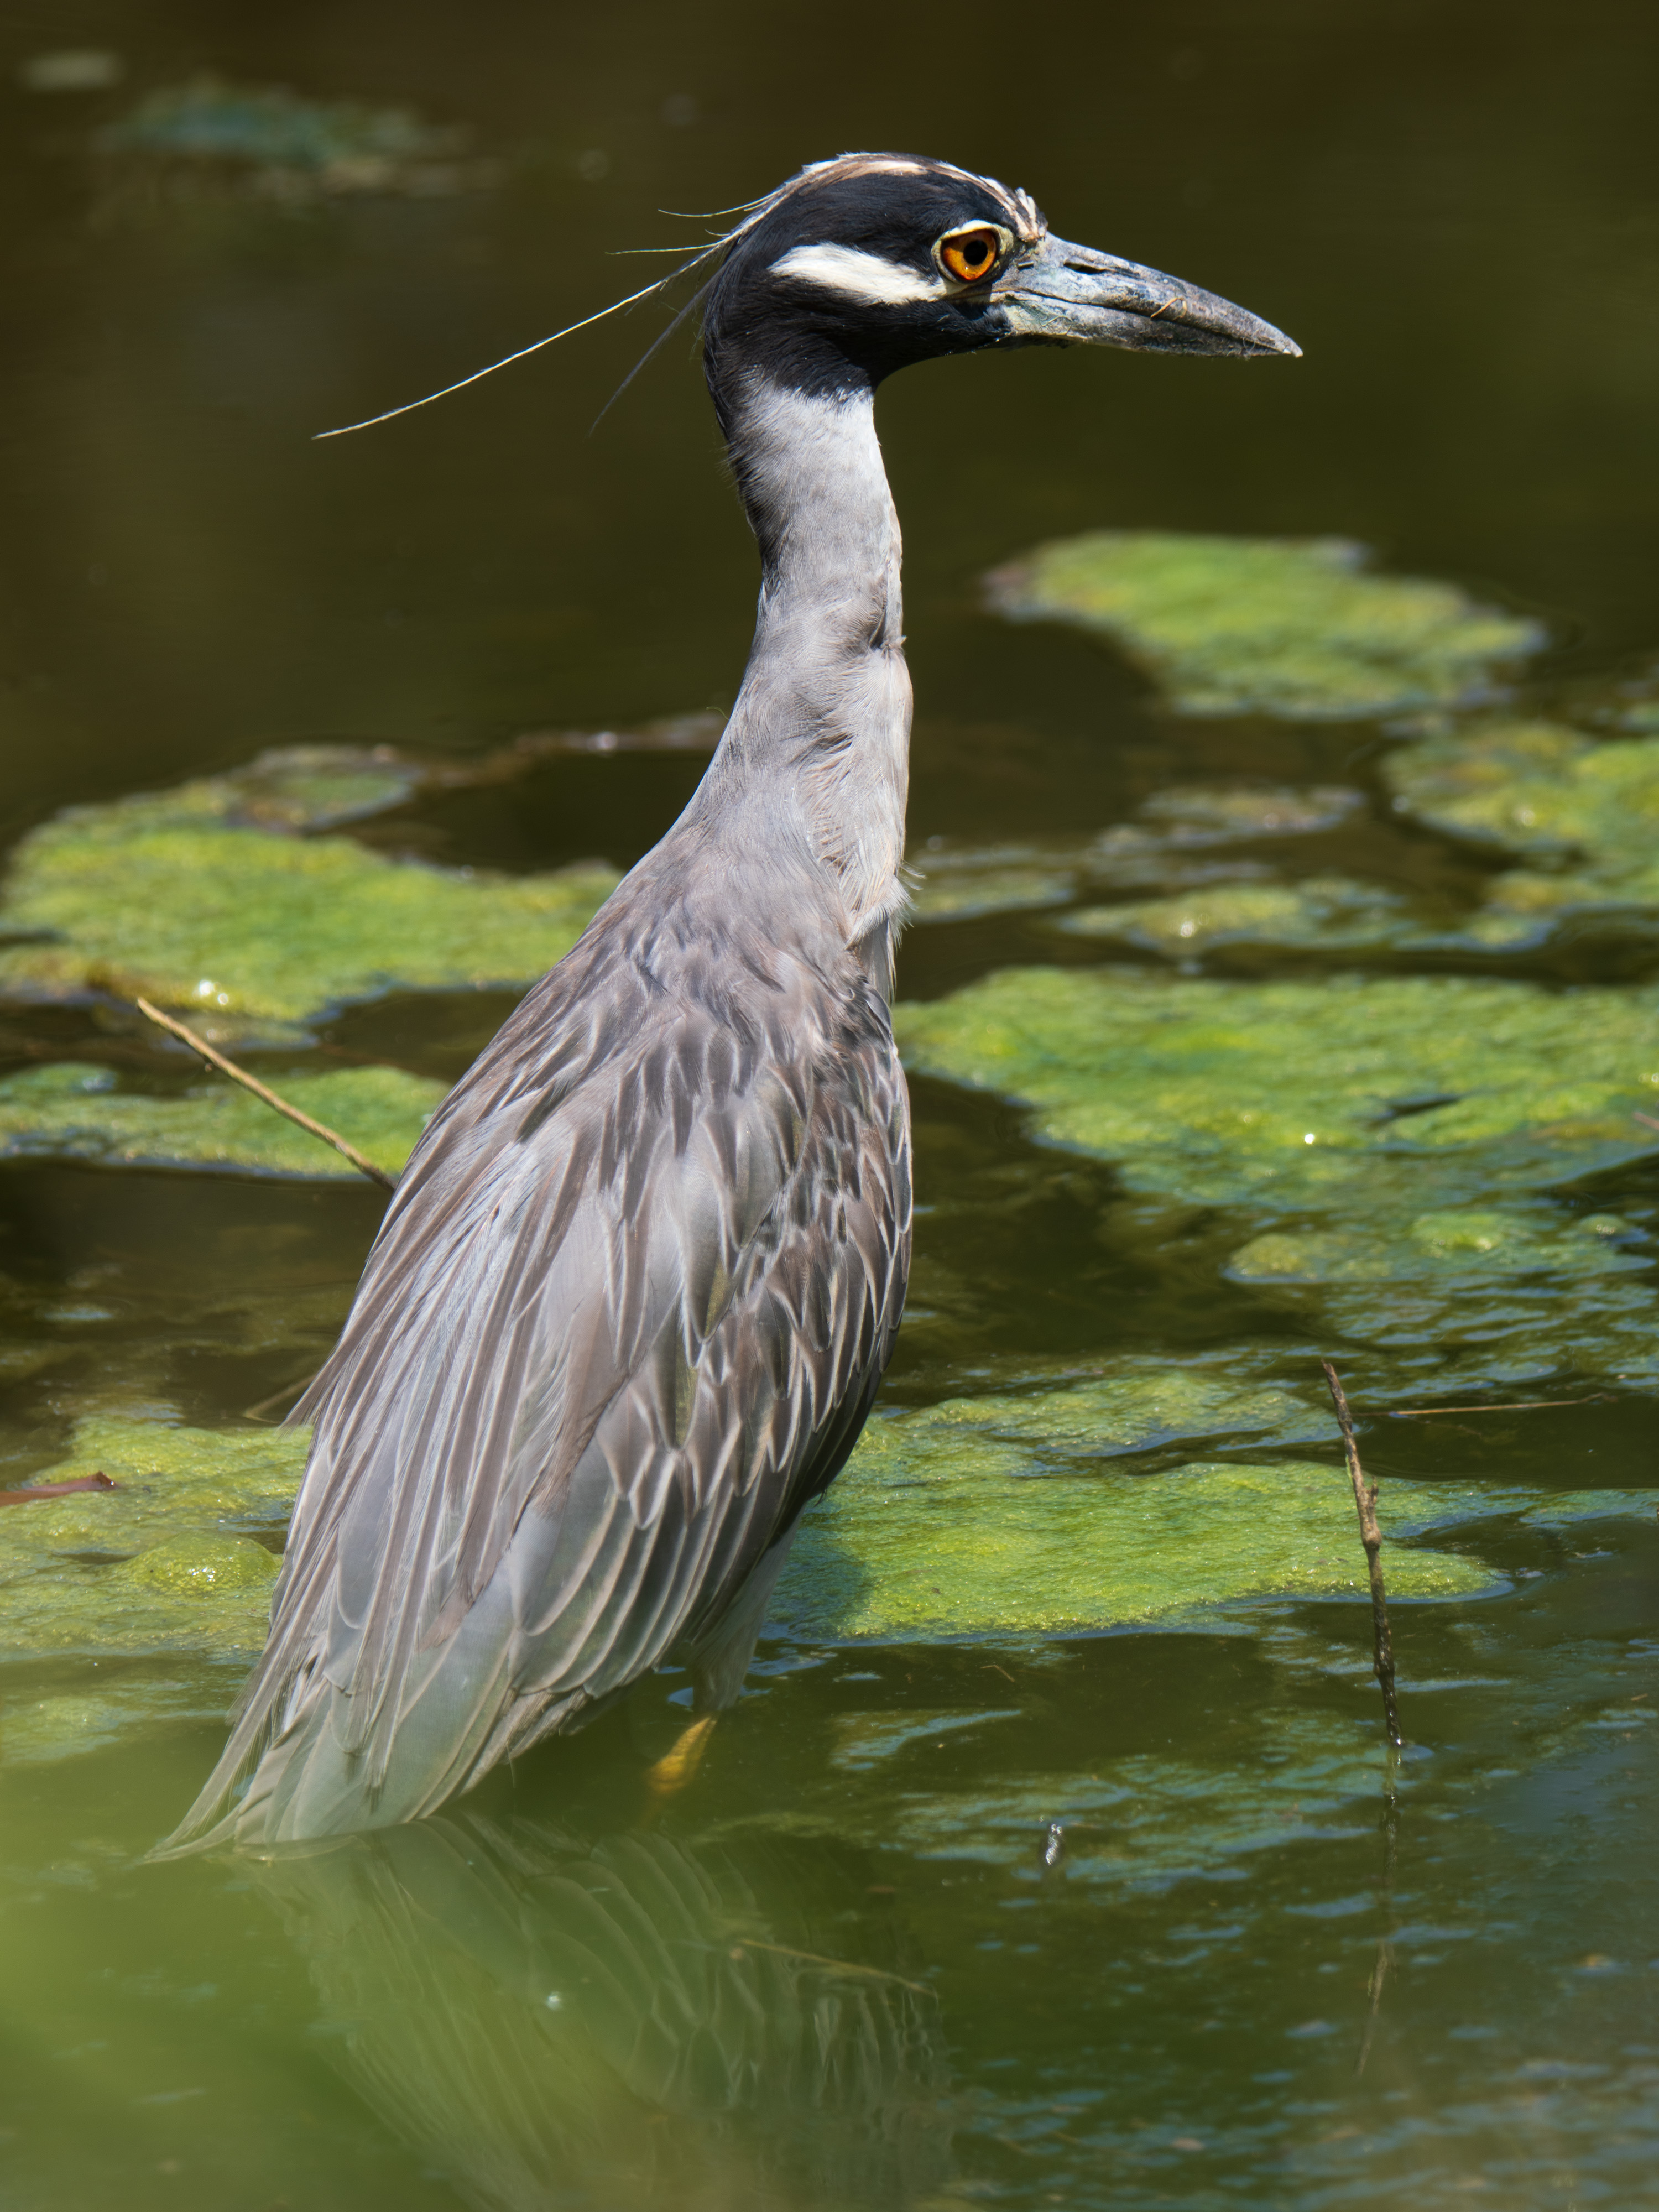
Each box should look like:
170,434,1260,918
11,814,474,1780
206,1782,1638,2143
166,153,1297,1851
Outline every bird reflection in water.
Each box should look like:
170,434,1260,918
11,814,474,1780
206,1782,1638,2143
255,1814,954,2211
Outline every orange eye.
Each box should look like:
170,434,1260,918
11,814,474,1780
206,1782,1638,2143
938,227,1002,284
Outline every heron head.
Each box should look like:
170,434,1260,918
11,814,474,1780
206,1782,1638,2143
702,152,1299,404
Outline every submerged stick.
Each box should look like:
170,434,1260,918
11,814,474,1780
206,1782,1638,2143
133,998,396,1191
1388,1395,1609,1416
1322,1359,1403,1749
243,1370,322,1425
0,1472,116,1507
1353,1937,1395,2079
1353,1726,1401,2077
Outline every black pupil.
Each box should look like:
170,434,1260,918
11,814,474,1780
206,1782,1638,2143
961,235,991,271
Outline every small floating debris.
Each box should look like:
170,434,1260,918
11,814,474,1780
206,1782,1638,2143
509,713,726,758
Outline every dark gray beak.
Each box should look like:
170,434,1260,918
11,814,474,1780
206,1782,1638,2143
995,233,1300,358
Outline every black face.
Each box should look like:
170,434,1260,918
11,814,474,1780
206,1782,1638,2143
701,154,1047,411
699,153,1298,429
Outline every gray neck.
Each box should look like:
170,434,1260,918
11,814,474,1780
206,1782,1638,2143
687,374,912,993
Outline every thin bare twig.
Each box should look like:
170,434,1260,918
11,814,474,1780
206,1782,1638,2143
1388,1395,1610,1416
133,998,396,1191
1322,1359,1403,1749
243,1370,322,1424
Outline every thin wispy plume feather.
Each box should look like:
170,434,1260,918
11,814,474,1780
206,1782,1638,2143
312,263,702,439
311,189,783,441
590,278,716,432
310,157,941,441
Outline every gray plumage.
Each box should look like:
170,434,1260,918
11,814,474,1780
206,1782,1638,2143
163,153,1295,1853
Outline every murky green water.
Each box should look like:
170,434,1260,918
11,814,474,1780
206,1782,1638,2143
4,3,1658,2205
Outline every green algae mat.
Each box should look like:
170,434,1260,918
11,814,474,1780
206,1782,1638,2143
985,533,1541,719
1383,716,1659,916
777,1360,1649,1639
779,1450,1642,1641
982,530,1659,945
1057,877,1418,956
907,857,1079,922
0,1061,444,1178
3,535,1658,1769
0,1418,300,1680
4,1392,1647,1733
0,749,618,1039
896,966,1659,1209
897,966,1659,1385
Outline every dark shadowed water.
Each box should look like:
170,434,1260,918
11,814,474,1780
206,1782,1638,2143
3,3,1658,2207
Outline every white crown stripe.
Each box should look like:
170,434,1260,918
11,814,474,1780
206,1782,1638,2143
769,242,945,306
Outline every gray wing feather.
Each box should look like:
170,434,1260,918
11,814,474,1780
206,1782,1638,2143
163,912,910,1850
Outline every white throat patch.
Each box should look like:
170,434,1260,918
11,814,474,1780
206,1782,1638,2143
769,242,942,307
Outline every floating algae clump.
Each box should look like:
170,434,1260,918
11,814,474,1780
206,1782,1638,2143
907,857,1079,923
1058,877,1411,955
0,1060,444,1178
833,1353,1339,1473
775,1421,1647,1640
0,1672,246,1767
0,752,618,1038
1134,783,1366,841
986,533,1540,719
905,790,1376,927
4,1380,1647,1755
100,77,494,198
0,1416,307,1662
898,967,1659,1207
144,744,429,831
1055,876,1544,957
1227,1207,1640,1284
1384,719,1659,915
896,967,1659,1383
117,1531,279,1595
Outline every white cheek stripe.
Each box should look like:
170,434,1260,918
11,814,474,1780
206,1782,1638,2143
770,242,943,306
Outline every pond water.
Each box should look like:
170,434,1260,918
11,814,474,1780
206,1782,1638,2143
4,2,1658,2206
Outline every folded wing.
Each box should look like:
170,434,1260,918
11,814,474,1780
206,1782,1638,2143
163,925,910,1850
